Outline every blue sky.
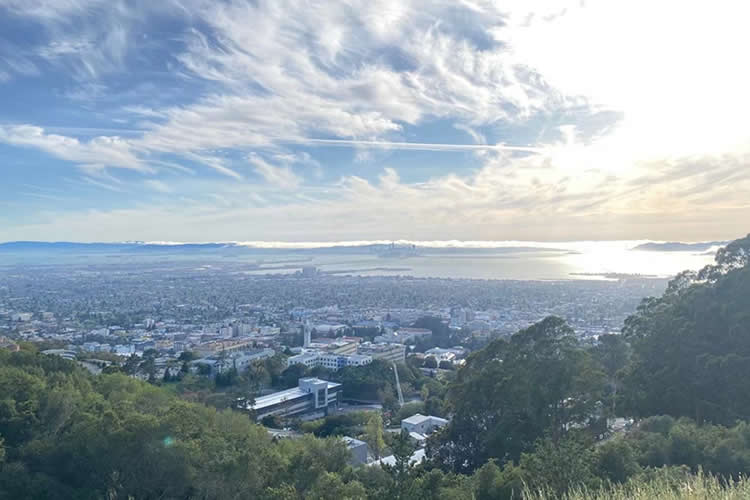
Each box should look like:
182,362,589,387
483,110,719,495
1,0,749,243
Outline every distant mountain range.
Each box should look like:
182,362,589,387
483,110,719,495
632,241,727,252
1,240,727,256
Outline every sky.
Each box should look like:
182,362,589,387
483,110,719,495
1,0,749,243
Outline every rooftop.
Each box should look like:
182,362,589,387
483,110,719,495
402,413,449,426
250,379,341,411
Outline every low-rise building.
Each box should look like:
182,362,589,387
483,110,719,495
401,414,449,435
342,436,369,465
287,350,372,371
195,338,255,356
245,377,342,422
41,349,77,361
357,342,406,363
375,327,432,344
424,347,465,363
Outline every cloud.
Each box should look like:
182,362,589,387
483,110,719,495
247,154,301,190
180,153,243,181
144,179,172,193
0,124,150,172
2,0,750,242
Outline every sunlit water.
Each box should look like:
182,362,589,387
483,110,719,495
242,241,718,281
0,240,718,281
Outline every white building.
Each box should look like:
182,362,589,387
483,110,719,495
375,327,432,344
11,312,32,322
401,414,449,435
424,347,465,363
286,350,372,371
247,377,342,422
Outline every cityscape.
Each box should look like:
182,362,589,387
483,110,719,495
1,0,749,497
0,254,668,382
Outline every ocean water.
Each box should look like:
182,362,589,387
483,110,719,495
0,240,719,281
241,241,718,281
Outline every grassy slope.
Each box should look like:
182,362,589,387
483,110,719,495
525,473,749,500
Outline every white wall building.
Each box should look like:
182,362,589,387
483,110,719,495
401,414,449,435
287,350,372,371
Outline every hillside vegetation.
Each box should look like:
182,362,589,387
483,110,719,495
1,234,749,499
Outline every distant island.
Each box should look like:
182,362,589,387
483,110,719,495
631,241,727,252
570,272,660,279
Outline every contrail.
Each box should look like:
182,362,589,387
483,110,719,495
287,138,542,153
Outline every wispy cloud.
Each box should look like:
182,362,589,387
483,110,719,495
144,179,172,193
0,125,149,172
247,153,301,190
296,139,539,153
1,0,749,241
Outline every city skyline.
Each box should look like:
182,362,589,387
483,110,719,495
2,1,749,242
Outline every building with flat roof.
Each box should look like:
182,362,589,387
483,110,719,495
286,351,372,371
342,436,369,465
41,349,77,361
357,342,406,363
195,338,256,356
401,414,449,435
245,378,342,422
375,327,432,345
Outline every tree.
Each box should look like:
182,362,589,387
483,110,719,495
178,351,196,362
594,438,640,484
306,472,366,500
622,234,750,424
364,413,386,459
519,433,598,496
434,316,604,473
592,334,630,416
387,430,415,484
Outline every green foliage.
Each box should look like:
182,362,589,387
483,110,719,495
411,316,455,350
393,402,425,425
593,439,640,484
520,433,599,496
0,351,367,499
623,234,750,424
423,357,438,369
434,316,605,473
364,413,386,459
299,411,371,437
333,359,404,402
524,469,750,500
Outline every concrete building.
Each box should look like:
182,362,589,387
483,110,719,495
193,348,275,374
41,349,77,361
342,436,369,465
11,312,32,322
247,378,342,422
357,342,406,363
424,347,465,363
195,338,255,356
375,327,432,344
287,351,372,371
401,414,449,435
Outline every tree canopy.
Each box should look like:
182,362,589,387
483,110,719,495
432,316,604,473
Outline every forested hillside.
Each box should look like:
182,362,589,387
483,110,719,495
1,234,750,499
